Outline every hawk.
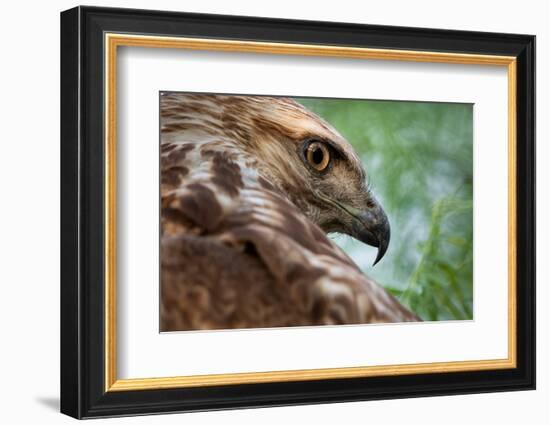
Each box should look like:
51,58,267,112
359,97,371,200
160,93,418,331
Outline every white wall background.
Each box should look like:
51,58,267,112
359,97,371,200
0,0,545,423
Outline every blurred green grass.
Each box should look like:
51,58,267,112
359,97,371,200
294,97,473,321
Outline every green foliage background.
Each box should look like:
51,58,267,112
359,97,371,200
294,98,473,321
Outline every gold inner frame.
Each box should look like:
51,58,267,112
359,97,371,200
104,33,517,392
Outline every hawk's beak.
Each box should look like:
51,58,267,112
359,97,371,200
349,201,390,266
332,197,390,266
317,193,391,266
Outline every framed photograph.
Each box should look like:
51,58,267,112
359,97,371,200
60,6,535,419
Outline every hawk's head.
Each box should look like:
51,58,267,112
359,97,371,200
161,94,390,264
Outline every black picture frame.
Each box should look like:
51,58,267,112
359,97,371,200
61,5,535,419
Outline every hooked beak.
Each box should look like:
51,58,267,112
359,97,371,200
326,196,390,266
349,201,390,266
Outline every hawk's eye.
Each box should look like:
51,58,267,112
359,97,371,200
305,141,330,172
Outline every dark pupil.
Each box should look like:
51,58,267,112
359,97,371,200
311,147,324,165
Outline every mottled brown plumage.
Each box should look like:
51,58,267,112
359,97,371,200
160,93,418,331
